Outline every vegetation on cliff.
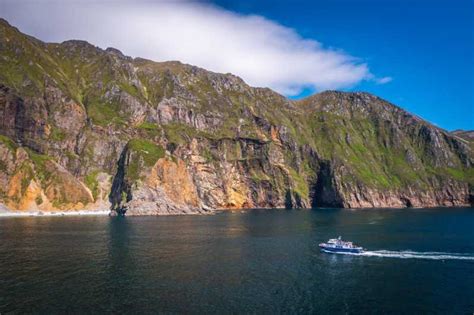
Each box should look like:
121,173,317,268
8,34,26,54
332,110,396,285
0,18,472,214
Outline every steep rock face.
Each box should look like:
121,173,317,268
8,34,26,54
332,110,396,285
298,92,473,208
0,18,472,214
0,138,109,211
109,139,204,215
181,137,309,210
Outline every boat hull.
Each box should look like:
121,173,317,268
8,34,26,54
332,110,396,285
319,245,363,254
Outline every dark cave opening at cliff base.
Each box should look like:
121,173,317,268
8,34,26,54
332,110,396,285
310,161,344,208
400,197,413,208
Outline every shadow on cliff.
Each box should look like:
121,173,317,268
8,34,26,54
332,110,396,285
310,161,344,208
109,147,132,216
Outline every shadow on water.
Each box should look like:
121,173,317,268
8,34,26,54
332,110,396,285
104,217,135,311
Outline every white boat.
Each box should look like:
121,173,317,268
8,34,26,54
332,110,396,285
319,236,364,254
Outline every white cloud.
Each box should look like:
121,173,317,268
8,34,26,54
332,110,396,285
0,0,387,96
375,76,393,84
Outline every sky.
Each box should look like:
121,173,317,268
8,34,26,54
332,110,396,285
0,0,472,130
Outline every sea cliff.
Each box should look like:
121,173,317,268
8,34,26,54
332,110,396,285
0,18,472,215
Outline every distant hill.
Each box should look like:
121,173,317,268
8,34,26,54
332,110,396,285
451,130,474,141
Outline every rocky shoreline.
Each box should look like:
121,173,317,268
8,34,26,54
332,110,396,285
1,204,472,219
0,208,110,217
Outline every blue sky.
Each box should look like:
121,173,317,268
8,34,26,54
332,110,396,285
215,0,473,130
1,0,472,130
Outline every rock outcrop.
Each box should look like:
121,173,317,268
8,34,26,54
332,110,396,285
0,18,472,215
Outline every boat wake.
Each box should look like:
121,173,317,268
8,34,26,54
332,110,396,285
354,250,474,261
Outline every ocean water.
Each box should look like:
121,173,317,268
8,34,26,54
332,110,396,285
0,207,473,314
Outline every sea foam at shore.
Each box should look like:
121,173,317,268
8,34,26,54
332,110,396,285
0,207,110,217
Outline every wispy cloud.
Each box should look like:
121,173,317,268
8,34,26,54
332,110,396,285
0,0,388,96
375,76,393,84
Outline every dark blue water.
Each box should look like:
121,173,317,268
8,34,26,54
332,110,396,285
0,207,473,314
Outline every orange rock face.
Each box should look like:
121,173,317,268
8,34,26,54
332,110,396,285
1,146,100,212
148,158,200,208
